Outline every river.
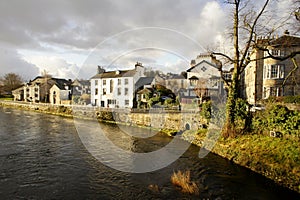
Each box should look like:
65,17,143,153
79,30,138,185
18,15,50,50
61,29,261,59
0,107,299,199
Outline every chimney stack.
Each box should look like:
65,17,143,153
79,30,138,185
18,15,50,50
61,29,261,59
284,30,290,35
97,66,105,74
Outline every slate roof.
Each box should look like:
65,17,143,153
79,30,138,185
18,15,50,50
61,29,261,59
269,35,300,47
91,69,136,79
73,79,90,86
135,77,154,89
186,60,218,72
53,79,72,90
189,76,199,80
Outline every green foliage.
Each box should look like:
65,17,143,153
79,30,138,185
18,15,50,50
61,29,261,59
154,84,175,98
200,101,211,120
261,95,300,104
282,96,300,104
234,98,249,120
164,98,174,106
252,104,300,137
72,96,80,104
97,111,114,121
148,96,160,107
144,92,153,100
200,101,225,127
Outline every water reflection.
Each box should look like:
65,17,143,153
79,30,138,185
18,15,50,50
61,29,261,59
0,108,299,199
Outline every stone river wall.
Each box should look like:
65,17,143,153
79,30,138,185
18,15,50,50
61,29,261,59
0,101,206,131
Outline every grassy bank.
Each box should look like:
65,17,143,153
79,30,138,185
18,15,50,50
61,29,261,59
181,129,300,193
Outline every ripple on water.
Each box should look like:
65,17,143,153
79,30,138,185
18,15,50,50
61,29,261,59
0,109,300,199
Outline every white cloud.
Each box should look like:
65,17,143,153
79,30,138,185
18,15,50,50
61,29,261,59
0,0,296,81
23,56,80,79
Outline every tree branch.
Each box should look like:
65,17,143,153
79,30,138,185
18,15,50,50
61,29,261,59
239,0,270,69
283,57,299,86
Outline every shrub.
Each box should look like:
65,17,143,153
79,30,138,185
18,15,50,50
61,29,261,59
171,170,199,195
97,111,114,121
200,101,211,120
283,95,300,104
252,104,300,137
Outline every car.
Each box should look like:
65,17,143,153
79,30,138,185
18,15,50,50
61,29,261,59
250,104,265,112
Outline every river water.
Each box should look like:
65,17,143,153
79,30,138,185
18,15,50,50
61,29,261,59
0,107,299,200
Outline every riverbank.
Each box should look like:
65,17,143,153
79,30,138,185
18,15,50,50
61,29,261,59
1,100,299,193
181,129,300,193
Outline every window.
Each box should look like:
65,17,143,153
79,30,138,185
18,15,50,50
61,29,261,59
265,87,283,98
103,80,106,85
103,88,106,95
108,99,116,105
118,79,121,85
270,87,276,97
263,87,267,98
125,78,128,85
264,64,284,79
264,49,284,57
125,100,129,106
110,79,114,93
95,88,98,95
95,80,98,85
34,88,38,92
117,88,121,95
124,88,129,95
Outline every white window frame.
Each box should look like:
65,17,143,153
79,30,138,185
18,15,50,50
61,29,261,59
264,64,284,79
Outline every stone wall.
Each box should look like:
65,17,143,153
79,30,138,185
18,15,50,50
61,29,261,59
0,101,206,131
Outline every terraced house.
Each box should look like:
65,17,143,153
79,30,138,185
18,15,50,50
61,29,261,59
242,32,300,104
12,76,72,103
90,62,145,108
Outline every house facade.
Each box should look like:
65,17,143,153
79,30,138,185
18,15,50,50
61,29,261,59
182,54,226,103
71,79,91,105
49,83,72,105
165,74,188,95
72,79,91,95
242,33,300,104
12,76,72,103
90,63,145,108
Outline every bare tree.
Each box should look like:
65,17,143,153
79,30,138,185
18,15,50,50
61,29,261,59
41,69,52,103
211,0,300,137
1,73,23,94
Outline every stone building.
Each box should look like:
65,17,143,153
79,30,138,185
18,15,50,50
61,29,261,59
12,76,72,103
242,32,300,104
49,83,72,105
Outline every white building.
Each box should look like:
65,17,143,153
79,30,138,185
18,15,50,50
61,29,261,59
90,63,145,108
180,53,229,104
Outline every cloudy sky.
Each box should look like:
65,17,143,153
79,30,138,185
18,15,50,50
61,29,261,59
0,0,296,81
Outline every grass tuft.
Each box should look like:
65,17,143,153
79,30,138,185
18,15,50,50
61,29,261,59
171,170,199,195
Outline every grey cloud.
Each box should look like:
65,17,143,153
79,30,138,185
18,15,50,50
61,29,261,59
0,48,39,81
